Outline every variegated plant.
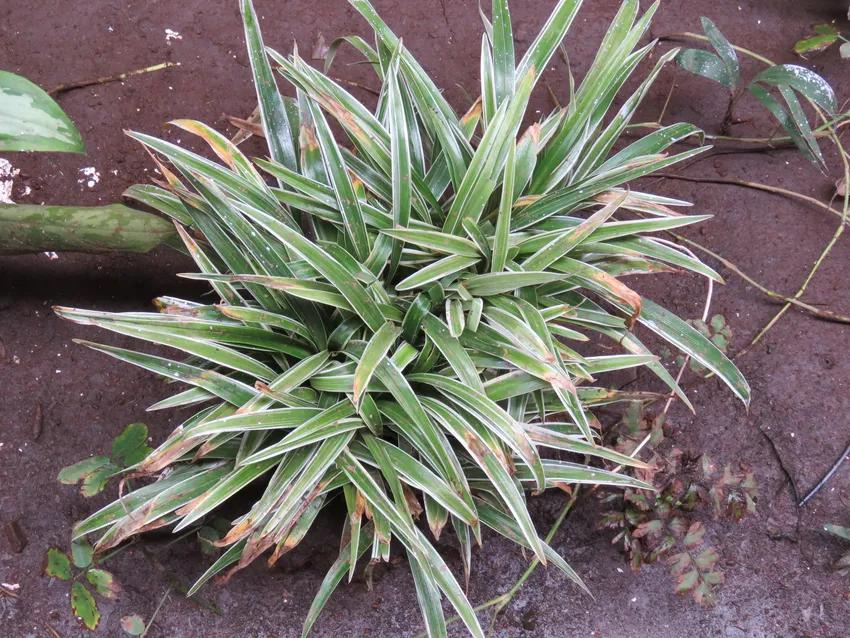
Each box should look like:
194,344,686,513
56,0,749,635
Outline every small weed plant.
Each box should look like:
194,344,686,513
600,404,757,607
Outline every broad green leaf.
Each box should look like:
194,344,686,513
71,538,94,569
44,548,71,580
112,423,153,468
71,582,100,630
0,204,179,256
751,64,836,115
676,49,734,90
794,24,839,57
0,71,85,152
86,569,121,599
700,17,739,89
58,456,112,486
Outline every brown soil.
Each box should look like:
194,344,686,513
2,1,849,636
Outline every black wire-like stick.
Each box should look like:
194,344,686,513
798,440,850,507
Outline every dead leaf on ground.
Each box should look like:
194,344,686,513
793,24,839,57
312,32,328,60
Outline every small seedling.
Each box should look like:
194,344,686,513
58,423,153,496
43,539,120,630
600,407,757,608
677,17,837,169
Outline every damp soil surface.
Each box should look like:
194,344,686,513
2,0,850,636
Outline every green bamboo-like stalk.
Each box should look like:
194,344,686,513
0,204,178,255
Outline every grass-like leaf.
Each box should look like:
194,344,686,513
57,1,749,635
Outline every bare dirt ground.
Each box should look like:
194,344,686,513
2,1,849,636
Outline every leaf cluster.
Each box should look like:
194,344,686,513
601,411,757,608
43,541,121,630
56,1,749,635
677,17,838,168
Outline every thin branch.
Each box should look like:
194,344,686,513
656,31,774,66
141,587,171,638
657,173,849,227
486,489,581,634
48,62,179,96
329,75,380,96
798,440,850,507
0,585,20,599
667,233,850,323
737,130,850,356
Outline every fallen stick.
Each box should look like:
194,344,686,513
48,62,179,96
798,440,850,507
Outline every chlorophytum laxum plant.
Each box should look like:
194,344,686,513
56,0,750,635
